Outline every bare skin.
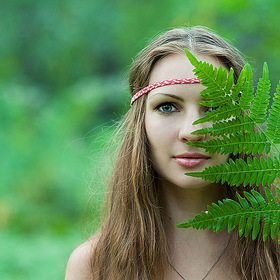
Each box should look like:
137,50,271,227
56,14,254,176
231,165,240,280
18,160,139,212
145,53,239,279
66,53,239,279
65,236,99,280
161,181,238,280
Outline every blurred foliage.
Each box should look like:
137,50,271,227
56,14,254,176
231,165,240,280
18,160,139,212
0,77,124,232
1,0,280,279
2,0,280,91
0,230,84,280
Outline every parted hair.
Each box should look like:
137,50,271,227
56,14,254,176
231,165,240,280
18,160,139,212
90,26,280,279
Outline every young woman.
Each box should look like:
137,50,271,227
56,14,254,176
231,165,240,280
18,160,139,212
65,26,280,279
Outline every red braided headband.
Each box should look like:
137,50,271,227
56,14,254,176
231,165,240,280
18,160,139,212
130,78,201,106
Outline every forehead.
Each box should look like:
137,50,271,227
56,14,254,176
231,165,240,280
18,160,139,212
148,53,227,84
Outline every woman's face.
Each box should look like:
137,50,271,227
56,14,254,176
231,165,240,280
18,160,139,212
145,53,230,190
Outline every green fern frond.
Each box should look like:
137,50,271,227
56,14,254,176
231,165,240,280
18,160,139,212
250,62,271,123
193,103,241,125
177,187,280,243
183,49,280,187
230,64,250,101
180,50,280,244
185,157,280,187
184,48,232,100
187,132,271,156
193,115,255,136
199,96,230,108
236,64,254,111
266,83,280,144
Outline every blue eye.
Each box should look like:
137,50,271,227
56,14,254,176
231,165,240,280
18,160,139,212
205,106,219,113
157,103,176,113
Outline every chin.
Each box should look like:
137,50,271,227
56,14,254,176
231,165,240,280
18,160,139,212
181,178,214,190
162,175,216,191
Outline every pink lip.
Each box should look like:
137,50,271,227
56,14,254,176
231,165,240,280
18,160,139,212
173,153,210,167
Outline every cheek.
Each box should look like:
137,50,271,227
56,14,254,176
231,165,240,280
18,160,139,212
145,117,176,148
145,119,174,166
218,153,230,164
145,119,157,158
145,115,163,145
146,123,163,150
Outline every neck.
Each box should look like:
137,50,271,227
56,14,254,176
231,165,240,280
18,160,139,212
159,180,236,279
160,180,228,241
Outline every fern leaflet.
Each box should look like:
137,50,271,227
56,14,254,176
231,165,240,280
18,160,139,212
179,49,280,245
183,48,280,186
250,62,271,123
186,157,279,187
177,188,280,243
266,83,280,144
187,132,271,156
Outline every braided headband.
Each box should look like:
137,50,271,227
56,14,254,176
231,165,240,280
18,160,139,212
130,78,201,106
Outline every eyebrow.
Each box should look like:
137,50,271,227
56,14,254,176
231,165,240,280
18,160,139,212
149,93,185,102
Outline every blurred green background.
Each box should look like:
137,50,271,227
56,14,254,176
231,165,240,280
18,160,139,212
1,0,280,279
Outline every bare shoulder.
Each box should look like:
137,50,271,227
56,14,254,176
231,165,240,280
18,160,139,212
65,234,100,280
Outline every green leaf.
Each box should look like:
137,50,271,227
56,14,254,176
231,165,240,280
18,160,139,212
181,50,280,244
187,132,271,156
250,62,271,123
185,157,280,187
177,188,280,243
252,216,261,240
266,82,280,144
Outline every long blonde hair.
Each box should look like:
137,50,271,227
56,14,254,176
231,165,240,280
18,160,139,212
90,26,280,279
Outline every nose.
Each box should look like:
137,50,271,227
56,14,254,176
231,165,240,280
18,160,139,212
178,111,206,142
